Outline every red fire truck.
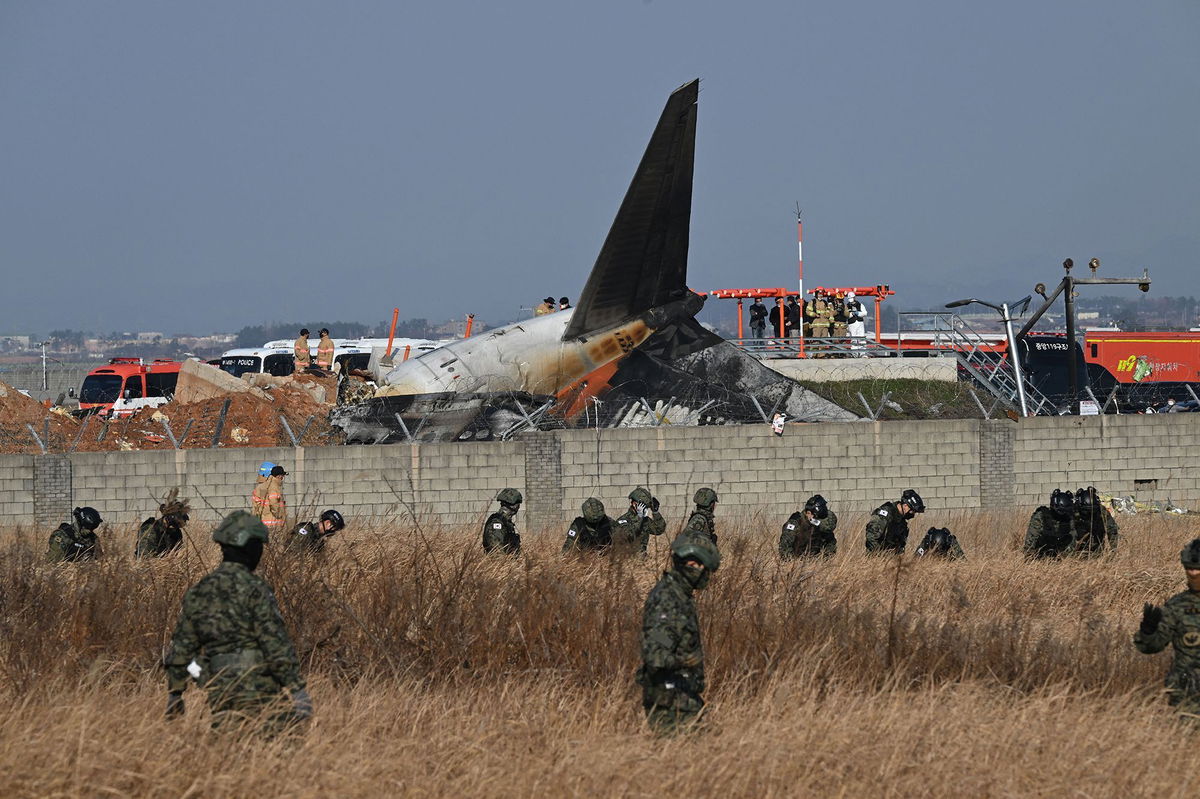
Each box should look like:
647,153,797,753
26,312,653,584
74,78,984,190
78,358,186,417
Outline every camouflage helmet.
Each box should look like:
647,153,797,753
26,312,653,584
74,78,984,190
671,533,721,572
212,510,269,547
628,487,653,505
1182,539,1200,569
581,497,606,523
497,487,523,506
693,487,718,509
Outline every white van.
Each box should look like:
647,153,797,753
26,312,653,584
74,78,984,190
218,338,443,380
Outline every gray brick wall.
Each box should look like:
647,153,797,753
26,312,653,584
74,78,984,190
521,431,563,532
0,415,1196,533
33,454,72,526
979,421,1015,509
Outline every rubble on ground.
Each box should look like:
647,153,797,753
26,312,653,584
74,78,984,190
0,370,342,454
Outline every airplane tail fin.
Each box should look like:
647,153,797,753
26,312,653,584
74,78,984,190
563,79,698,341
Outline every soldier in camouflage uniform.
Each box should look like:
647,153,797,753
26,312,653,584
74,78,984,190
562,497,616,553
286,509,345,555
682,487,719,546
136,490,190,559
47,506,102,563
865,489,924,554
779,494,838,559
636,533,720,734
615,487,666,555
483,488,523,555
914,527,965,559
1134,539,1200,719
1073,486,1119,556
1023,489,1076,558
165,511,311,730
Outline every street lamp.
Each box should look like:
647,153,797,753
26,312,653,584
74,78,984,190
39,341,50,392
945,297,1030,418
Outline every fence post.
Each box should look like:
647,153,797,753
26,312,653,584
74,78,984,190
210,398,231,447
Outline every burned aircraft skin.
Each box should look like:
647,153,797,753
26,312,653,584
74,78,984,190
333,79,853,443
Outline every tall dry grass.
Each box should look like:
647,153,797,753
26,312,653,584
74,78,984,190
2,509,1199,797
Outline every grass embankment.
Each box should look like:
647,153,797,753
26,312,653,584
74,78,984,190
800,378,988,420
1,511,1198,797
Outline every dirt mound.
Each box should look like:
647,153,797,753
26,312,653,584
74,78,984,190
104,380,340,450
0,376,342,454
0,380,84,453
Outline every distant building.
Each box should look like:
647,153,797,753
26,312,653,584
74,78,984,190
0,335,31,350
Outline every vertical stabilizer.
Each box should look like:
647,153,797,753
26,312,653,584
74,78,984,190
563,80,698,340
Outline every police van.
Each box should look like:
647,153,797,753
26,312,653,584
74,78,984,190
218,338,443,380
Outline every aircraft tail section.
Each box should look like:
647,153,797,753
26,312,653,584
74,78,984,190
563,79,698,341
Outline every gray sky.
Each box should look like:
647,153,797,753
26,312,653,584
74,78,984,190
2,1,1197,335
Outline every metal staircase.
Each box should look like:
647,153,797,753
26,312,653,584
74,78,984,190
935,314,1057,416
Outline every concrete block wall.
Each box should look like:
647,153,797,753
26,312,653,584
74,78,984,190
555,420,981,524
0,414,1195,532
0,454,35,522
1013,414,1200,506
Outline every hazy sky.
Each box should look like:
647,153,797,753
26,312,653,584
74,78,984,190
2,1,1197,335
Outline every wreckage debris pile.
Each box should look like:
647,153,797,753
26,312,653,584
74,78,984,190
0,376,342,454
0,381,84,453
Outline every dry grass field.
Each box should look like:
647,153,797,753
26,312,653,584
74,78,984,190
2,508,1199,798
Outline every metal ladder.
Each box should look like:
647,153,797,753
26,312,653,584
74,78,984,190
938,314,1057,416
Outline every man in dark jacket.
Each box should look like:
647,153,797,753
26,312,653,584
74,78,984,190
1023,489,1077,558
286,509,346,555
47,506,102,562
483,488,523,555
865,489,925,554
562,497,616,553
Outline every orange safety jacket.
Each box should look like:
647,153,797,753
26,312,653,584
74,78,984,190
250,475,268,518
259,475,286,529
316,335,335,368
293,336,312,367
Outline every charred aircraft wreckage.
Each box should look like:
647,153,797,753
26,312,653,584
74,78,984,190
333,80,855,443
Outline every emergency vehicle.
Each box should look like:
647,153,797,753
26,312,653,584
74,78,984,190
217,338,443,379
78,358,186,417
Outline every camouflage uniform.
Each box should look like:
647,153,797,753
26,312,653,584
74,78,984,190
166,556,306,727
482,507,521,555
636,534,718,735
1135,542,1200,719
1073,505,1119,556
914,528,965,559
136,517,183,558
865,502,909,554
286,521,331,554
1023,507,1076,558
47,521,100,563
614,488,666,554
779,510,838,559
683,488,719,547
562,514,616,553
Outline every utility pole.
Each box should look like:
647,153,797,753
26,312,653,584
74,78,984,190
1019,260,1151,414
40,341,49,391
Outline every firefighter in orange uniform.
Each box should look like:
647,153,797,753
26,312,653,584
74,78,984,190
293,328,312,371
315,328,335,370
256,465,288,533
251,461,274,518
